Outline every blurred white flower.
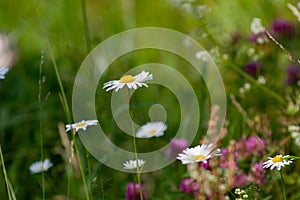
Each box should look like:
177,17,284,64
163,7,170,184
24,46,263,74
103,71,153,92
177,143,221,164
29,159,53,174
251,18,266,34
257,76,266,85
0,66,9,79
136,121,167,138
65,119,98,132
123,159,145,170
263,155,293,170
195,50,210,62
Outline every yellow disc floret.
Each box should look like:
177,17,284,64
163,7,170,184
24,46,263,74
120,75,135,83
272,155,283,163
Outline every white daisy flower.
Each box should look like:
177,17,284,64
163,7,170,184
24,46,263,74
65,119,98,132
123,159,145,170
0,66,9,79
29,159,53,174
103,71,153,92
263,155,293,170
250,18,266,35
136,121,167,138
177,143,221,164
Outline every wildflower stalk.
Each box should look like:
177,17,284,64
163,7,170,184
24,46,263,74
127,89,143,200
38,51,45,200
280,170,286,200
48,40,91,200
0,144,13,200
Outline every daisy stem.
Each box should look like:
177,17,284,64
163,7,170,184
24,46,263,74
280,170,286,200
0,144,12,200
127,89,143,200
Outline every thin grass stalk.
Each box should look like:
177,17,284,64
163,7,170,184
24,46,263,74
0,144,12,200
38,50,45,200
47,40,90,200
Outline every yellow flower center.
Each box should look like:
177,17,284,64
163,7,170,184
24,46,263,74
75,122,87,128
120,75,135,83
195,154,206,161
148,129,157,135
272,155,283,163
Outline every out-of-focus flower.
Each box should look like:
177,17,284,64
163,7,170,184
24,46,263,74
251,161,267,185
245,136,266,156
251,18,266,34
195,50,210,62
126,182,147,200
244,61,263,77
201,159,210,170
179,178,199,195
270,18,297,38
136,121,167,138
0,33,16,67
0,66,9,79
177,143,221,164
65,120,98,132
103,71,153,92
123,159,145,170
165,138,188,158
219,148,238,169
234,172,251,187
235,188,249,200
29,159,53,174
257,76,266,84
263,155,293,170
288,125,300,146
285,65,300,85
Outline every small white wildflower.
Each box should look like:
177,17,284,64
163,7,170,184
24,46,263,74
257,76,266,85
123,159,145,170
263,155,293,170
244,83,251,90
195,50,210,62
239,87,245,94
65,119,98,132
251,18,266,34
288,125,300,132
136,121,167,138
29,159,53,174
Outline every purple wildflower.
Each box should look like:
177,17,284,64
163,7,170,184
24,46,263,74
251,161,267,185
244,61,263,77
179,178,199,195
270,18,297,38
126,182,147,200
285,65,300,85
166,138,188,158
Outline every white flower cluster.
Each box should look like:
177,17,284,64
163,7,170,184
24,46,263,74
234,188,248,200
289,125,300,146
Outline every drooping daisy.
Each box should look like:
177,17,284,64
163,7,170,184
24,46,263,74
123,159,145,170
29,159,53,174
177,143,221,164
65,119,98,132
103,71,153,92
0,66,9,79
136,121,167,138
263,155,293,170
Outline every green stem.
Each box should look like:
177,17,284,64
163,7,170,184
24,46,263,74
81,0,91,52
0,144,12,200
48,41,90,200
38,51,45,200
280,170,286,200
127,89,143,200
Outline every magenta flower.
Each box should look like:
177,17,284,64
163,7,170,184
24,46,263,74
251,161,267,185
245,136,266,156
179,178,199,195
234,172,250,187
201,159,210,170
270,18,297,38
285,65,300,85
244,61,263,77
126,182,147,200
166,138,188,158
